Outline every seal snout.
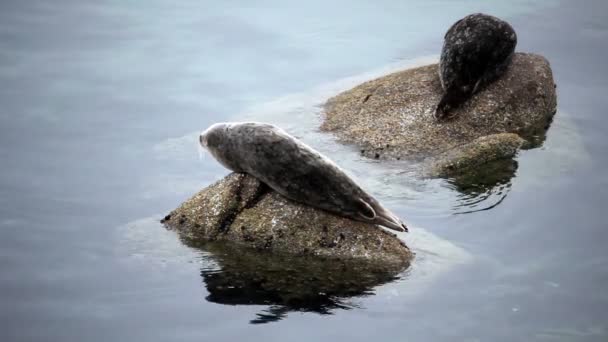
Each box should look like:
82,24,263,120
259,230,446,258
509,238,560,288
200,123,229,148
199,133,206,147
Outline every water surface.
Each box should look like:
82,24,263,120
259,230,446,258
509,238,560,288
1,0,607,341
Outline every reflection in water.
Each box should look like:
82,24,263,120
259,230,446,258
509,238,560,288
448,158,518,214
445,109,556,213
444,112,555,213
185,240,408,324
120,217,470,326
521,112,555,150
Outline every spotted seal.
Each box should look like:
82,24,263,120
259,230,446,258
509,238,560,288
436,13,517,119
199,122,408,232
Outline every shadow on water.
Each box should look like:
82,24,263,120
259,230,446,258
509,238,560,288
183,239,409,324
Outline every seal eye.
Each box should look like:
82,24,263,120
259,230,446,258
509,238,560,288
357,199,377,221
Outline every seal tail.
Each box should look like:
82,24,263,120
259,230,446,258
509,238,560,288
358,199,408,232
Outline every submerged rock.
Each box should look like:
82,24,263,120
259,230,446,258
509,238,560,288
322,53,557,174
162,173,412,269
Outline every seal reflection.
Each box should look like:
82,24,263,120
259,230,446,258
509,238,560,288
184,240,409,324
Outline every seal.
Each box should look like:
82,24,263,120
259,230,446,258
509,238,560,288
199,122,408,232
436,13,517,119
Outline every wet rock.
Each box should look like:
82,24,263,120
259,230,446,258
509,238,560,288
428,133,526,177
322,53,557,172
163,173,412,269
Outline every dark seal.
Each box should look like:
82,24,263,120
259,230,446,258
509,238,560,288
199,122,408,232
436,13,517,119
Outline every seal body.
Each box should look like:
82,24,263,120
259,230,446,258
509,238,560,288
436,13,517,119
200,122,407,232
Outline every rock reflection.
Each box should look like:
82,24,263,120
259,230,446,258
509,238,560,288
439,111,555,214
448,158,518,214
184,240,409,324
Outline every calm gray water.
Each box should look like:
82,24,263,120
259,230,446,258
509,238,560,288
1,0,607,341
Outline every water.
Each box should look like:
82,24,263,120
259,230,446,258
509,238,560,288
1,0,607,341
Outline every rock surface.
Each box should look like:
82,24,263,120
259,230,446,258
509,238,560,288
163,173,412,269
429,133,526,177
321,53,557,172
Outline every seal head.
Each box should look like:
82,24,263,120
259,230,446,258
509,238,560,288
200,122,408,232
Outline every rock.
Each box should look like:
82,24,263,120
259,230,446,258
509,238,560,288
162,173,412,269
321,53,557,171
428,133,526,177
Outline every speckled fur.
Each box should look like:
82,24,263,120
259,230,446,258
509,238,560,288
437,13,517,119
200,122,407,232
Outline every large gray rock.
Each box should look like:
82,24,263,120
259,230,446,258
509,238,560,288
321,52,557,176
162,173,412,271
